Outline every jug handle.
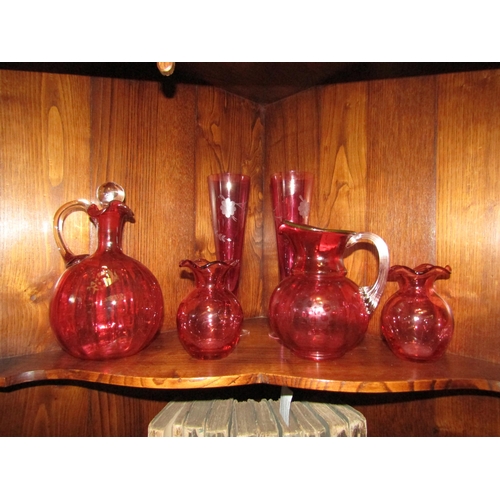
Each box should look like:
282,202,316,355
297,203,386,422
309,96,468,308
53,199,92,267
346,232,390,314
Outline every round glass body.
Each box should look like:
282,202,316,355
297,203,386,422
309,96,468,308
270,273,369,360
177,259,243,360
381,264,453,362
50,198,164,360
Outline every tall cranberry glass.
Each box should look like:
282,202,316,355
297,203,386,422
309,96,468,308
381,264,454,362
270,171,313,281
208,173,250,294
49,182,164,360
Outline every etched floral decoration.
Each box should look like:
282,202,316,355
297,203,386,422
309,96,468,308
208,173,250,294
219,194,245,222
298,195,310,219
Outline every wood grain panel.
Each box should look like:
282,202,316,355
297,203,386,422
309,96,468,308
0,383,170,436
437,70,500,363
89,79,197,329
354,397,439,437
316,83,368,232
367,76,437,266
432,392,500,436
316,82,369,289
345,391,500,436
0,71,91,357
87,385,168,437
152,85,197,326
366,76,438,333
195,87,264,317
0,384,91,436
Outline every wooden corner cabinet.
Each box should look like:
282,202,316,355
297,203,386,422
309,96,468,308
1,64,500,437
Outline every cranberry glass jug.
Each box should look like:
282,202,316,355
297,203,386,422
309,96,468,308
269,222,389,361
50,182,164,360
381,264,453,362
177,259,243,359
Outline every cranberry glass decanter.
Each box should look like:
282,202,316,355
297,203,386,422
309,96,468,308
269,221,389,361
381,264,454,362
177,259,243,359
50,182,164,360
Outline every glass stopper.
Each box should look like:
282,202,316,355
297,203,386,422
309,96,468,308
96,182,126,205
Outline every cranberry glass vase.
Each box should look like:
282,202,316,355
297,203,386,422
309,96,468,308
269,222,389,361
381,264,453,362
270,171,313,281
49,182,164,360
177,259,243,359
207,173,250,294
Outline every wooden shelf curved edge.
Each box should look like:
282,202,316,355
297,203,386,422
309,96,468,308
1,317,500,394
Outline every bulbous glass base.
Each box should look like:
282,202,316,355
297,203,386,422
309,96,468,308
269,275,369,361
176,260,243,360
380,264,454,362
50,254,164,360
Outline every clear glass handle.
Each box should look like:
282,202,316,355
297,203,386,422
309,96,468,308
53,199,92,267
346,231,390,314
53,183,125,267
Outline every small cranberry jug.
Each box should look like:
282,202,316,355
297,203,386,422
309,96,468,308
50,182,164,360
381,264,454,362
269,221,390,361
177,259,243,359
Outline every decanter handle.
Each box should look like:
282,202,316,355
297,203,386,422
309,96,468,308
346,232,390,314
53,199,92,267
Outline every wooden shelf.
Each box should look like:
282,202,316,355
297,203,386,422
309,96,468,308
1,317,500,394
